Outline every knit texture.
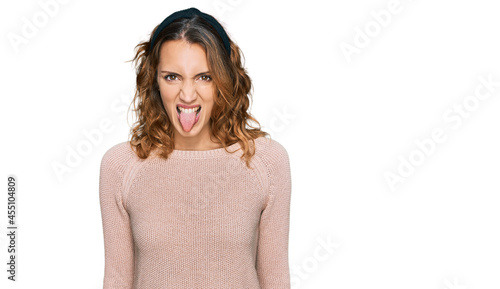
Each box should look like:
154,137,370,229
99,136,292,288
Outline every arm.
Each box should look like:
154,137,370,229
99,147,135,289
256,141,292,288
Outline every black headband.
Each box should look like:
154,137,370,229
149,7,231,58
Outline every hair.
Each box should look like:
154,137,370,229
125,12,270,169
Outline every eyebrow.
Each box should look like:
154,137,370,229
160,70,210,78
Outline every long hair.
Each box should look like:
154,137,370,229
126,12,270,169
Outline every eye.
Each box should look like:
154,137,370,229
164,74,179,81
199,74,212,82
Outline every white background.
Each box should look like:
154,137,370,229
1,0,499,288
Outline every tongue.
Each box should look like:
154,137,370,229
179,111,197,132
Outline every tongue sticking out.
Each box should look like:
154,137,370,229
179,110,198,132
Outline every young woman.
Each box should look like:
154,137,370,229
99,7,292,288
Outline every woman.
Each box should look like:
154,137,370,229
99,7,292,288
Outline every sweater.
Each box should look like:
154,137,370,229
98,136,292,288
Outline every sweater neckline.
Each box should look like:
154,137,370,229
169,140,242,159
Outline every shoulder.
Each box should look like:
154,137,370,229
253,136,290,173
100,141,139,173
252,137,291,202
254,136,289,160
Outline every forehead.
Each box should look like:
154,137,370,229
157,39,208,72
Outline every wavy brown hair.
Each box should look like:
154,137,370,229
126,13,270,169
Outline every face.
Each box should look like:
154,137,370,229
157,39,216,149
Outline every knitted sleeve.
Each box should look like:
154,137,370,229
99,144,135,289
256,140,292,288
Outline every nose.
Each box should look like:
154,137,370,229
179,79,198,103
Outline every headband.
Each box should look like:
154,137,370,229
149,7,231,58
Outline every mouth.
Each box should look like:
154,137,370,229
176,105,202,117
176,105,202,132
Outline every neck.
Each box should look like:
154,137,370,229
173,126,222,151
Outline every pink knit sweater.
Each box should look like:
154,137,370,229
99,136,292,288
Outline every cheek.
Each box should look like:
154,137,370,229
196,84,213,95
159,86,180,102
198,85,216,102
